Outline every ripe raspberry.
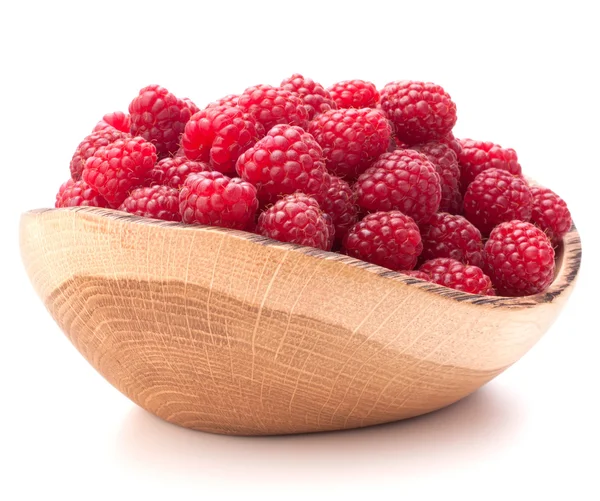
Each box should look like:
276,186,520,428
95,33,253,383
419,212,484,267
529,186,572,245
380,81,457,143
483,220,555,296
354,149,441,223
144,156,210,188
181,98,200,115
402,270,431,280
448,189,463,215
119,185,181,221
440,131,462,156
419,258,494,295
82,136,157,207
411,141,460,212
281,73,337,120
343,211,422,271
55,179,108,208
307,108,392,179
206,94,239,108
457,138,522,190
256,193,332,251
327,79,379,109
324,213,336,250
237,85,309,131
463,168,532,235
320,176,358,242
235,124,330,205
129,84,197,157
179,171,258,229
93,111,131,133
70,128,128,180
181,106,261,173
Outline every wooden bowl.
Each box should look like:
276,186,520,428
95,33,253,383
20,207,581,435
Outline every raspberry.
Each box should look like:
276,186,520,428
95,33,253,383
281,73,337,120
411,141,460,212
237,85,309,131
256,193,332,251
402,270,430,280
179,171,258,229
342,211,422,271
206,94,239,108
82,136,157,207
354,149,441,223
440,131,462,157
307,108,392,179
70,128,128,180
129,84,197,157
119,185,181,221
457,138,522,190
235,124,331,205
324,213,336,250
181,98,200,115
448,189,463,215
529,186,572,245
145,156,210,188
380,81,457,143
93,111,131,133
419,258,494,295
483,220,555,296
327,79,379,109
320,176,358,243
55,179,108,208
181,106,261,173
463,168,532,235
419,212,484,267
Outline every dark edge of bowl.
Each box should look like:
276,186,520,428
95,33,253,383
23,207,582,309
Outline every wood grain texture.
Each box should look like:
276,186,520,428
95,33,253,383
20,207,581,435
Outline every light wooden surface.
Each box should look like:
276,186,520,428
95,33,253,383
19,207,581,435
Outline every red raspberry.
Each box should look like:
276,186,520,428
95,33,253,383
483,220,555,296
463,168,532,235
419,212,484,267
402,270,431,280
181,106,261,174
179,171,258,229
448,189,463,215
343,211,422,271
457,138,522,191
182,98,200,115
119,185,181,221
307,108,392,179
206,94,239,108
70,128,128,180
411,141,460,212
440,131,462,157
129,84,197,158
354,149,441,223
55,179,108,208
327,79,379,109
235,124,330,205
145,156,210,188
82,136,157,208
320,176,358,243
281,73,337,120
380,81,457,143
256,193,332,251
419,258,494,295
237,85,309,131
93,111,131,133
324,213,336,250
529,186,572,245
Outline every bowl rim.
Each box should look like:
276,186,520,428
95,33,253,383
23,207,582,309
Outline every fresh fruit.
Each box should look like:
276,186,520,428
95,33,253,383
327,79,379,109
70,128,128,180
483,220,555,296
320,176,358,243
343,210,422,271
256,193,332,251
463,168,532,235
529,186,572,245
380,81,457,143
55,179,108,208
119,185,181,221
281,74,337,120
402,270,431,280
308,108,391,179
145,156,211,188
93,111,131,133
354,149,441,223
419,257,495,295
179,171,258,229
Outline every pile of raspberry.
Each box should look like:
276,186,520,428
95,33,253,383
57,77,572,297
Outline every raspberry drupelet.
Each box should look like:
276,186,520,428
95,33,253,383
256,193,333,251
55,179,108,208
327,79,379,109
179,171,258,229
281,74,337,120
119,185,181,222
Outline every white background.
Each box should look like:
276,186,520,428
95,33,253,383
1,1,599,499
